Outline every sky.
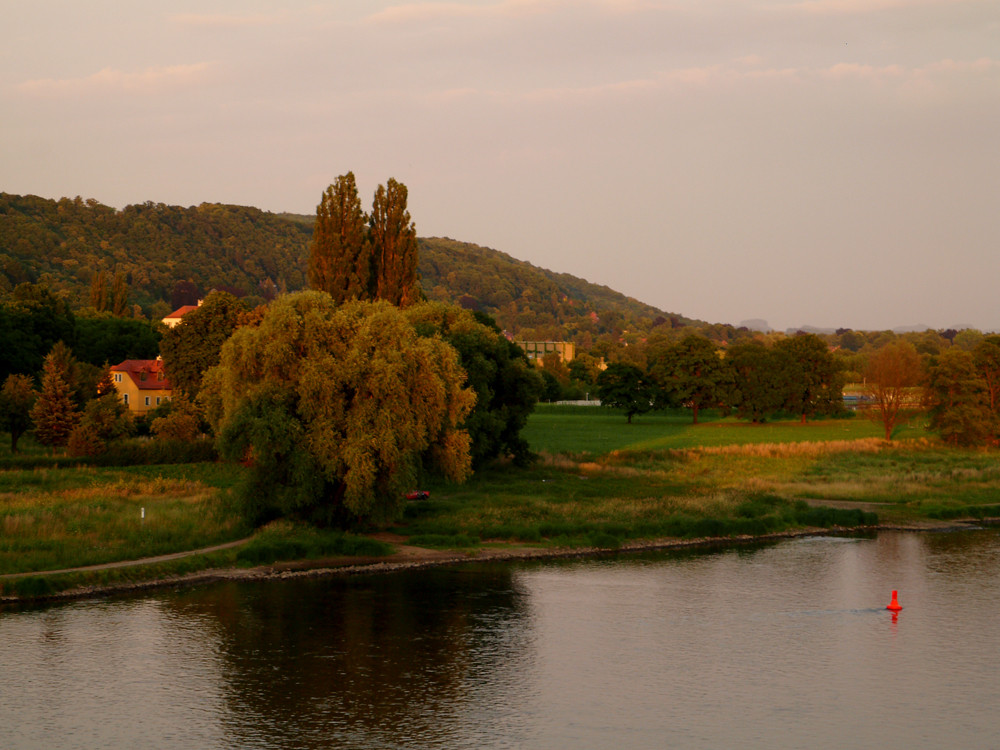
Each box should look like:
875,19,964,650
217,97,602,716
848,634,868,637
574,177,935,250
2,0,998,332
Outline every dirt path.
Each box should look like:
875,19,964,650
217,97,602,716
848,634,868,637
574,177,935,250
0,537,253,580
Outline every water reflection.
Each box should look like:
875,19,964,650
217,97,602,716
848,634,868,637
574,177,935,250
163,567,534,749
1,529,998,749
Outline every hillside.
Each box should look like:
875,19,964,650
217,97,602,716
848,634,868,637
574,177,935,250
0,193,694,341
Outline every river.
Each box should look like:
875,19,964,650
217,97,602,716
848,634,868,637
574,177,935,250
2,528,998,749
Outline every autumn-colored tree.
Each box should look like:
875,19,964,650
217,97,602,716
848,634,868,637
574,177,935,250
864,340,923,441
201,292,474,527
0,374,38,453
972,335,1000,418
30,352,81,447
925,349,992,446
307,172,371,303
370,178,421,307
159,291,247,398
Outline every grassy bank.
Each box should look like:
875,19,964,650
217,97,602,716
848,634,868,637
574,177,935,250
3,406,998,598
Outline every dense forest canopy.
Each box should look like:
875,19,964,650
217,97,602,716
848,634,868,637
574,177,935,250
0,192,697,344
0,193,309,315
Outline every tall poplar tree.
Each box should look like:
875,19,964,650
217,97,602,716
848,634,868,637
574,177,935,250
307,173,371,303
370,178,421,307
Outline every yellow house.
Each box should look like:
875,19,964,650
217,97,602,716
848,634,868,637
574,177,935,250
110,359,173,414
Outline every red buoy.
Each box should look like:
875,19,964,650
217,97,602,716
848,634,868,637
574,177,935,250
886,590,902,612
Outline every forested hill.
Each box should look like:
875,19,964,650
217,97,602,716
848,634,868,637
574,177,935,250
0,193,694,340
418,237,697,340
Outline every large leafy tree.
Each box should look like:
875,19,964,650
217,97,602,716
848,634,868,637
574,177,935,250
725,340,799,423
864,339,923,441
404,303,543,467
596,362,655,423
159,291,247,398
925,349,992,446
650,334,727,424
74,314,161,366
307,172,371,303
201,292,475,527
0,283,76,380
0,374,37,453
775,334,844,423
370,178,421,307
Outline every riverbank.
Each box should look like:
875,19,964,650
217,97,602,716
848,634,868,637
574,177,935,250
4,517,993,606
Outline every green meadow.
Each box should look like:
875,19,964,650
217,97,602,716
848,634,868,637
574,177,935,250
2,406,998,598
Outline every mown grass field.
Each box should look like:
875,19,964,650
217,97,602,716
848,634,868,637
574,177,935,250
2,405,998,597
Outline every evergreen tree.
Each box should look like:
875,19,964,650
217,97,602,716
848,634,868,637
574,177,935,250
370,178,421,307
307,173,371,303
31,353,81,447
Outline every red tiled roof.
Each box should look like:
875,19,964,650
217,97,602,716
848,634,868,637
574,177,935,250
164,305,199,320
111,359,173,391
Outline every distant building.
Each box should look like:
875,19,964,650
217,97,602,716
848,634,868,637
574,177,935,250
110,359,172,414
517,341,576,364
162,303,200,328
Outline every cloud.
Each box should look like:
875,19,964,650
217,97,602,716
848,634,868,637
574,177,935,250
364,0,656,24
17,63,216,97
821,62,906,80
786,0,983,14
169,11,290,29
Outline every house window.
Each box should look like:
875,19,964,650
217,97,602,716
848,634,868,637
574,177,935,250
114,373,122,383
145,397,150,406
156,397,161,405
140,372,147,382
123,393,129,405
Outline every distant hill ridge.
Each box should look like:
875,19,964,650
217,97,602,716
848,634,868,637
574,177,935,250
0,193,691,340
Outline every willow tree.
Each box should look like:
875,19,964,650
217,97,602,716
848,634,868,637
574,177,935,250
307,172,371,303
200,292,474,527
370,178,421,307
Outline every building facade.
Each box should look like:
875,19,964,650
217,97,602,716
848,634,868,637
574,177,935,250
110,359,173,414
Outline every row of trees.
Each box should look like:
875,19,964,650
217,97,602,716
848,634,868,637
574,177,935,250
595,334,844,425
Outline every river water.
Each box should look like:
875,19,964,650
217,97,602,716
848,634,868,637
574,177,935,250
2,529,998,750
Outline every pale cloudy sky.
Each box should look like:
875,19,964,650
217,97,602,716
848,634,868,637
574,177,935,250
3,0,998,331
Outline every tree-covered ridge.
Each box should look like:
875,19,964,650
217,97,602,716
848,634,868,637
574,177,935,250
0,193,309,311
1,192,692,342
418,236,697,341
